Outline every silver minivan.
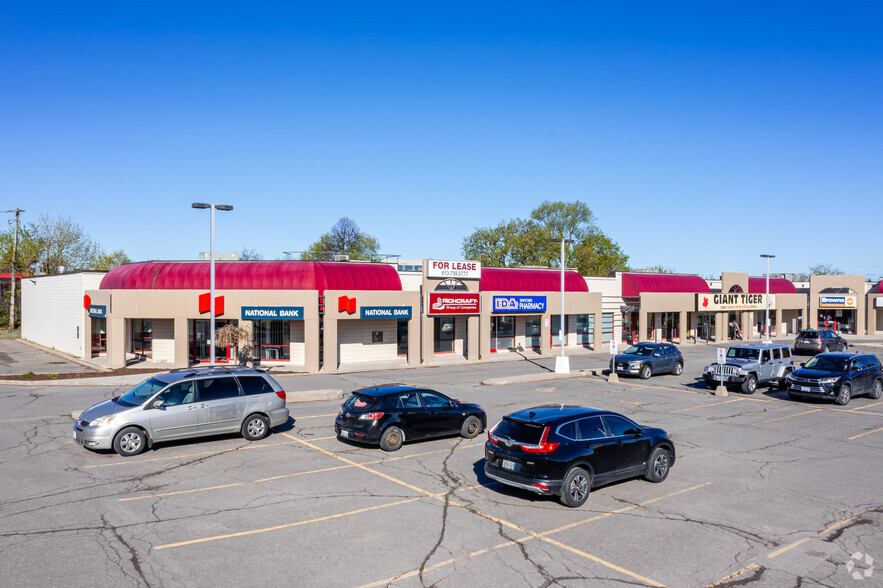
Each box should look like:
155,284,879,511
73,367,290,456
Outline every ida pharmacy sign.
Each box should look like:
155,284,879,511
426,259,481,280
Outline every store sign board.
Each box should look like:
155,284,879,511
88,305,106,318
697,293,775,312
492,295,546,313
427,292,480,315
241,306,304,320
426,259,481,279
360,306,413,319
819,296,856,308
876,297,883,309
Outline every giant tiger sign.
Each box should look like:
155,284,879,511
697,293,776,312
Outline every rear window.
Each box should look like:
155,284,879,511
344,394,379,411
799,331,819,339
238,376,275,396
493,418,545,445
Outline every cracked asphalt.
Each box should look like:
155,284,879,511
1,345,882,587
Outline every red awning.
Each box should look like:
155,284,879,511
621,273,710,297
747,277,797,294
99,261,402,294
479,267,588,293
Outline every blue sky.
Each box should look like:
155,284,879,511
2,2,881,279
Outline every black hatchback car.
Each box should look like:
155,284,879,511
610,343,684,379
484,406,675,507
335,385,486,451
793,329,848,355
785,353,883,405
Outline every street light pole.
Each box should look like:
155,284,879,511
551,237,574,374
193,203,233,366
761,254,775,343
4,208,24,330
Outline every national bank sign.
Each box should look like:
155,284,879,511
241,306,304,320
360,306,413,319
492,296,546,313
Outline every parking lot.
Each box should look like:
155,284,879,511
2,344,882,586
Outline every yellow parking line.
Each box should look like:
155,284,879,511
85,440,300,468
120,444,482,501
706,563,759,587
849,400,883,411
849,425,883,440
767,537,810,559
671,398,743,413
768,515,856,559
761,409,822,424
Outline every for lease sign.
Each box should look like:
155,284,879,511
427,292,480,315
426,259,481,279
697,293,776,311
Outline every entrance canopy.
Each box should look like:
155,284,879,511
747,277,797,294
621,273,709,298
479,267,588,292
100,261,403,294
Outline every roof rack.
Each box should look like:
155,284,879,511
168,365,257,374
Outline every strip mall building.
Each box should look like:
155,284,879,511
20,260,883,373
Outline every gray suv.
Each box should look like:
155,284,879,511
703,343,793,394
73,367,290,456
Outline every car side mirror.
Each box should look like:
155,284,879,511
799,362,805,367
652,352,661,357
152,399,164,409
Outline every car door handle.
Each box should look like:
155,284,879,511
187,405,197,410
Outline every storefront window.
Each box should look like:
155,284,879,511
91,318,107,356
434,317,455,353
492,316,515,350
622,312,638,343
576,314,593,346
602,313,614,344
525,318,541,348
255,321,290,361
132,319,152,358
698,313,715,341
819,310,855,334
661,313,679,341
551,315,568,346
397,319,409,356
189,319,238,363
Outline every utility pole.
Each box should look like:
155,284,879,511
5,209,24,329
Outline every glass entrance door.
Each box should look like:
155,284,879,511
189,319,237,363
434,317,454,353
492,316,515,350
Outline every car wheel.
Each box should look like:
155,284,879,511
673,362,683,376
559,466,592,508
379,426,404,451
741,374,757,394
870,380,882,400
241,414,270,441
113,427,147,457
460,416,481,439
640,364,652,379
835,383,851,406
822,345,830,353
644,447,671,483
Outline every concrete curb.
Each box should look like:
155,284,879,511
481,369,604,386
0,375,164,387
17,338,113,372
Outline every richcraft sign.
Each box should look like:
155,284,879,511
428,292,481,315
360,306,413,319
698,293,776,312
492,296,546,313
819,296,857,308
426,259,481,279
241,306,304,320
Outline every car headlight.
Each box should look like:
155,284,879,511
89,415,116,427
818,377,839,384
785,373,795,381
628,361,642,366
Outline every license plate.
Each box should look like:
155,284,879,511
798,386,810,392
501,459,517,471
339,430,350,439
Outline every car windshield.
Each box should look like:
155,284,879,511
804,356,849,371
727,348,760,360
344,394,379,411
115,377,168,407
624,345,655,356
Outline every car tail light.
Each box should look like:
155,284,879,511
488,431,498,444
533,483,549,491
521,427,559,454
276,390,286,400
358,412,384,421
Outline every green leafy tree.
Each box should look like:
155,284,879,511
798,263,843,281
462,200,630,275
94,249,133,270
301,217,381,261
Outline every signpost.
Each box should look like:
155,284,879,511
607,339,619,382
715,347,727,396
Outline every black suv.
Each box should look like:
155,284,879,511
484,406,674,507
785,353,883,405
794,329,848,355
335,385,486,451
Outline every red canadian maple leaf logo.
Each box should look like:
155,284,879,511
702,296,709,308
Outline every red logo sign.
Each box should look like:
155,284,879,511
198,293,225,316
427,292,480,315
338,295,357,314
702,296,709,309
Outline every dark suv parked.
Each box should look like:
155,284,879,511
484,406,674,507
794,329,848,354
785,353,883,405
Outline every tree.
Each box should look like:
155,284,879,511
301,217,381,261
239,248,264,261
94,249,133,270
462,200,630,276
798,263,843,281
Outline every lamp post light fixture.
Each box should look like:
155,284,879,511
550,237,574,374
760,254,775,343
193,202,234,366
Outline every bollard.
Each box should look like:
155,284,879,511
714,385,728,397
608,372,620,383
